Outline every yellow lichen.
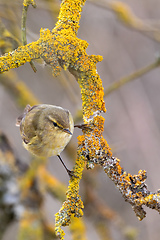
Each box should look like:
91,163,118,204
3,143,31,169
55,151,85,239
23,0,36,7
69,215,87,240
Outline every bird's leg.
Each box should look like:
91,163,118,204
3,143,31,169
74,124,92,131
57,155,78,178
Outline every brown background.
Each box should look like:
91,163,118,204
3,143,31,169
1,0,160,239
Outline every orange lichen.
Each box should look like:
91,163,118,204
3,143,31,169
55,151,85,239
23,0,36,7
0,42,40,73
102,156,160,220
1,0,160,236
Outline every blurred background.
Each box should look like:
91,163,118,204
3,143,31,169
1,0,160,239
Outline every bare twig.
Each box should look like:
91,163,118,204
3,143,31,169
21,0,37,72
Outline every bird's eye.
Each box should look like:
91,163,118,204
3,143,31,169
53,121,58,127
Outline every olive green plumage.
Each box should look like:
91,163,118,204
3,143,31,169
16,104,74,158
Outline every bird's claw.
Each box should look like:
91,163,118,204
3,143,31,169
67,169,79,178
74,123,92,131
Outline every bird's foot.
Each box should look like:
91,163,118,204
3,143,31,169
67,169,79,179
74,123,92,131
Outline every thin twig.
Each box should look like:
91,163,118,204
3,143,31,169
104,58,160,97
21,0,37,72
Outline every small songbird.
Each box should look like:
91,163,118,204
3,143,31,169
16,104,75,177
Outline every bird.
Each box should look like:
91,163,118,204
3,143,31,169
16,104,75,177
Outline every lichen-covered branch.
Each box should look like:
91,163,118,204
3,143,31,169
0,40,40,72
0,0,87,75
1,0,160,239
54,0,160,233
102,157,160,220
0,28,61,75
55,147,85,239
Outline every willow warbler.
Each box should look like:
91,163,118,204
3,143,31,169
16,104,75,177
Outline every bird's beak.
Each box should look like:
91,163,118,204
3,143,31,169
63,129,72,135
